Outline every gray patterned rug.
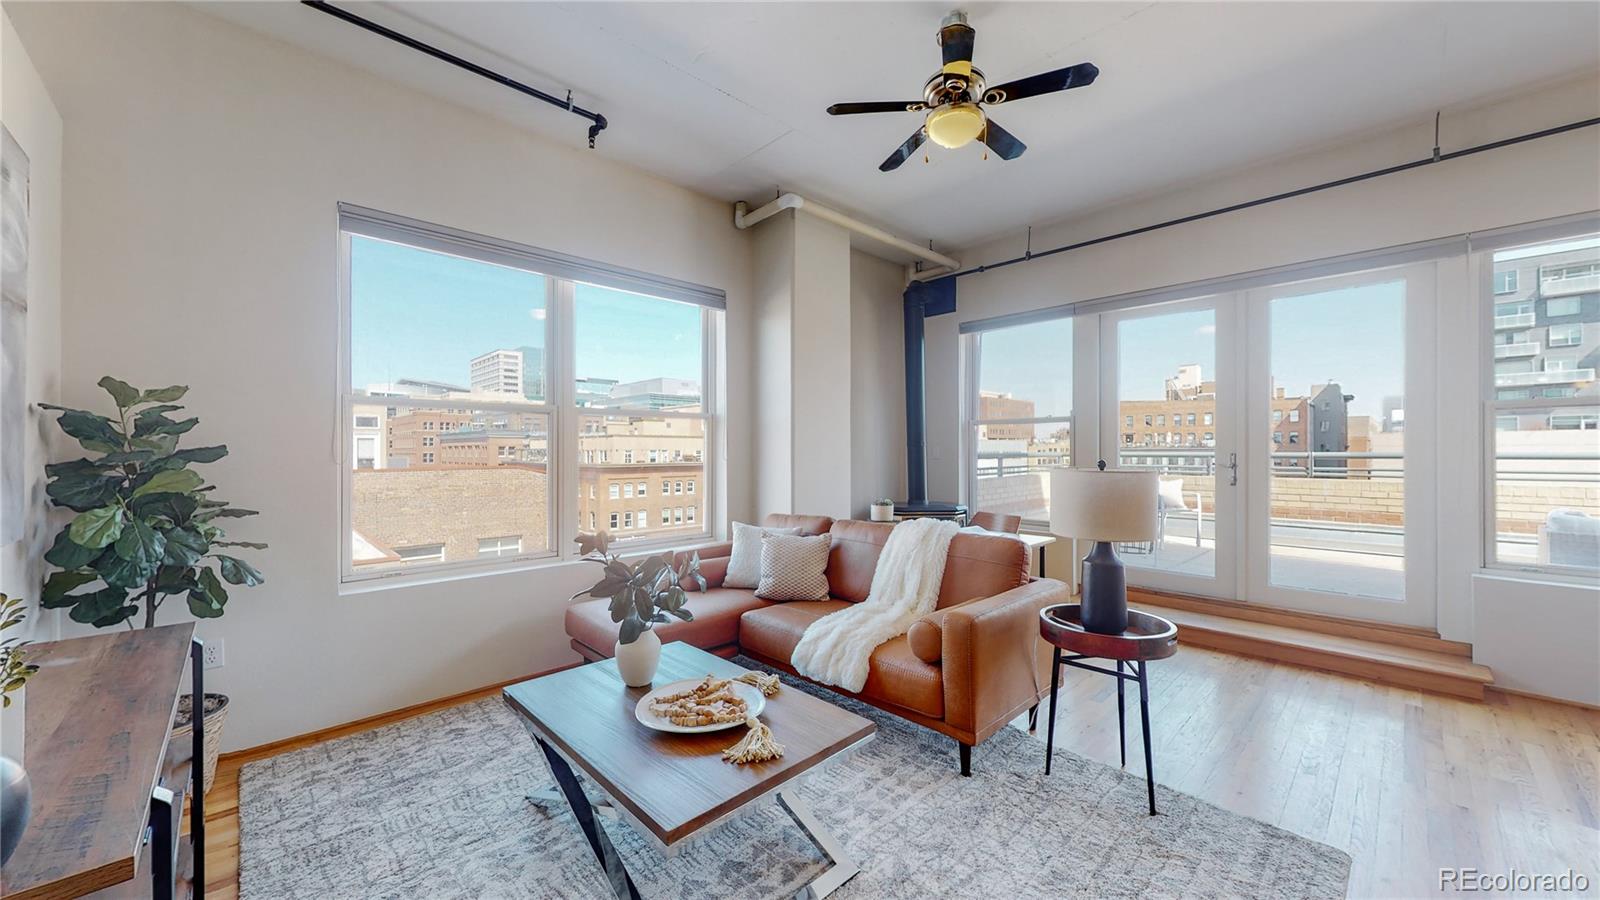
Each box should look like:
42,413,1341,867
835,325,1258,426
240,660,1350,899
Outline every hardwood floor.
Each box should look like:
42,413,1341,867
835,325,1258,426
198,646,1599,899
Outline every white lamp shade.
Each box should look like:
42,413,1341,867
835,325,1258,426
1049,467,1159,542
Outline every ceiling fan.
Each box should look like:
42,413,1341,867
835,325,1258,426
827,10,1099,171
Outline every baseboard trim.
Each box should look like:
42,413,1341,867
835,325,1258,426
1488,685,1600,712
218,661,581,768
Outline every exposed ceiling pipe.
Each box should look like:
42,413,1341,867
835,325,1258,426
734,194,959,281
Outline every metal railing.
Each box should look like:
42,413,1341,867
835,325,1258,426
976,448,1600,482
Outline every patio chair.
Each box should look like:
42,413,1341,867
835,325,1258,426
1157,477,1204,548
968,511,1022,534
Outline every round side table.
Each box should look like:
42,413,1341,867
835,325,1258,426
1039,603,1178,816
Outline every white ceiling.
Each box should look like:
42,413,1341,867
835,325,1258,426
206,2,1600,249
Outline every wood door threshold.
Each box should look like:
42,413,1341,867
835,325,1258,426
1129,589,1474,656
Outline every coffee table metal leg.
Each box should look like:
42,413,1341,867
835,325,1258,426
535,736,642,900
1116,660,1127,768
1044,646,1062,775
778,790,859,899
1136,661,1156,816
527,787,618,820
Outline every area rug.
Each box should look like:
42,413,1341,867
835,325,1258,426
239,660,1351,899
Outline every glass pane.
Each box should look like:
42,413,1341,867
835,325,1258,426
1490,235,1598,399
350,236,547,402
1492,406,1599,573
1267,280,1405,600
975,318,1072,419
574,283,702,409
349,404,552,573
1116,308,1217,576
973,422,1072,524
578,413,705,540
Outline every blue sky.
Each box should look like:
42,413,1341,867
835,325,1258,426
350,236,701,391
981,281,1406,420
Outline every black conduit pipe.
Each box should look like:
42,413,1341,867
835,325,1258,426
301,0,609,148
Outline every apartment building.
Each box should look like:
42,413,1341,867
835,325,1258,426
1492,242,1600,430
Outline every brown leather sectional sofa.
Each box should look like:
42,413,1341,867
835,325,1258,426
565,513,1070,774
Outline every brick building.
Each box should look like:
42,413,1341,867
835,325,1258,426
351,466,549,567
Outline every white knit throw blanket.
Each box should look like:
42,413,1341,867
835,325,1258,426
789,518,959,693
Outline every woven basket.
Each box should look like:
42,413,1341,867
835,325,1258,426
172,692,229,795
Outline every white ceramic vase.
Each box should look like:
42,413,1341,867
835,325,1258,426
614,628,662,687
0,686,23,765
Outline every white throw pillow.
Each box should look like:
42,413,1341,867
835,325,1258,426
755,533,833,601
724,521,801,588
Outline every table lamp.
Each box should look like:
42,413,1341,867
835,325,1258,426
1049,464,1159,634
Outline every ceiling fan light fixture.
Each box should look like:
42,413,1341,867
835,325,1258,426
925,102,986,149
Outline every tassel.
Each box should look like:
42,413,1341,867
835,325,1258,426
722,715,785,764
735,671,781,697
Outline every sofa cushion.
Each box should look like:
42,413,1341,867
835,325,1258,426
825,520,895,602
935,533,1029,609
725,521,800,588
764,513,835,535
739,601,944,718
566,587,772,655
756,533,832,601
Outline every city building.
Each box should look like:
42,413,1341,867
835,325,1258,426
604,377,702,410
1492,242,1600,430
469,349,524,395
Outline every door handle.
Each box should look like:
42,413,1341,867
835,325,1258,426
1227,452,1238,486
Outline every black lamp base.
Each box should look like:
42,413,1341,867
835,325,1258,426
1079,540,1129,634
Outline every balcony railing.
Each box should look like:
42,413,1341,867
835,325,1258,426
1494,312,1536,330
1494,368,1597,388
1494,342,1540,359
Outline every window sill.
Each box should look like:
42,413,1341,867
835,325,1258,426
338,531,718,595
1475,566,1600,590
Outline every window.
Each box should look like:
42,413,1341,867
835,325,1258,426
477,536,522,558
624,511,634,528
674,507,684,524
674,480,684,495
1545,297,1582,318
341,206,722,582
687,480,696,495
395,544,445,563
1272,432,1282,444
1549,324,1582,347
1204,412,1214,426
1144,415,1152,426
687,507,696,523
1494,269,1519,294
1125,415,1134,427
1272,410,1282,424
1288,433,1299,444
1156,414,1166,427
1485,233,1599,576
968,316,1073,527
661,509,671,526
1289,409,1300,423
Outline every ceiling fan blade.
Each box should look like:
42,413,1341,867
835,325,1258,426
827,101,923,116
879,128,928,172
983,62,1099,105
982,118,1026,161
939,20,976,74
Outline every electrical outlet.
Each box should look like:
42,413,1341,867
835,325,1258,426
202,639,225,670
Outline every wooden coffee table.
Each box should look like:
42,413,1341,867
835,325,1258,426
503,641,876,899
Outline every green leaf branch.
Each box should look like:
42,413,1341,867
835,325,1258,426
40,377,267,629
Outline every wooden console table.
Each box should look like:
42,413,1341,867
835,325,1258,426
0,623,206,899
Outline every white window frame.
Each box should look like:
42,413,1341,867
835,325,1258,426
1478,222,1600,581
338,205,723,588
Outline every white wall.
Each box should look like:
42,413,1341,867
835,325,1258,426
927,74,1600,703
849,249,905,517
6,1,755,750
752,213,795,518
0,7,61,642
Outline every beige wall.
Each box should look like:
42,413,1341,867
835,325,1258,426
0,8,61,642
849,249,906,516
6,1,754,750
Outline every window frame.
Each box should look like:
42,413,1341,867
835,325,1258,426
338,206,722,587
1479,225,1599,580
963,316,1075,533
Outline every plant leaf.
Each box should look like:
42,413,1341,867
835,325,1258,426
617,615,648,644
187,567,228,618
129,433,179,455
114,518,166,569
96,545,157,588
90,605,140,628
42,570,98,605
68,506,125,549
46,472,125,512
139,385,189,404
131,468,203,498
215,555,264,586
50,408,124,449
97,376,141,409
45,529,102,569
172,445,228,465
66,587,131,625
133,411,199,437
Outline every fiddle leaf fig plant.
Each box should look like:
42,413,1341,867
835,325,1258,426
571,530,702,644
39,377,267,629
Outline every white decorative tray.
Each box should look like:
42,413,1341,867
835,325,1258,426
633,678,766,734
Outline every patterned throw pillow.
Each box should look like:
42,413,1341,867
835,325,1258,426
755,533,833,601
724,521,801,588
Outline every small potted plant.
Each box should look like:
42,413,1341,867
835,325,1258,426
870,498,896,522
37,377,266,794
0,593,39,865
571,531,703,686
